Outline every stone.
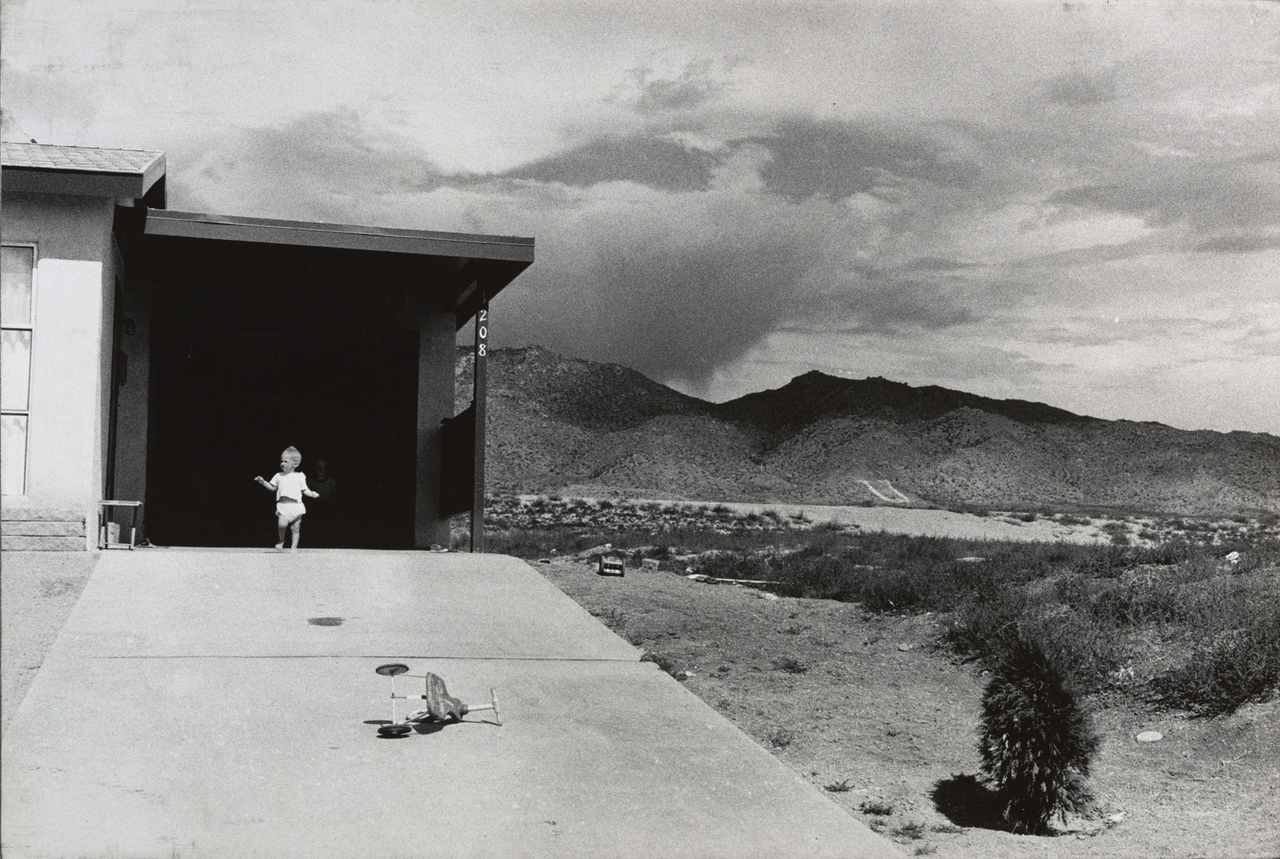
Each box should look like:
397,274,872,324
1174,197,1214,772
1136,731,1162,743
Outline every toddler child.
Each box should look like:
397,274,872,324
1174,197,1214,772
254,446,319,551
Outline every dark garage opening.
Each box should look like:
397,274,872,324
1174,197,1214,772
145,326,420,549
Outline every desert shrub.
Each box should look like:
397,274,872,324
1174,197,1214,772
1019,610,1124,686
978,637,1100,834
1151,603,1280,715
768,727,795,748
771,655,809,674
772,550,862,601
1133,539,1196,566
941,587,1029,662
695,551,774,582
859,567,932,613
943,586,1123,689
1052,574,1091,609
1089,575,1187,628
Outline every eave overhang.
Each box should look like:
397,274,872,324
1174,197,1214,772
1,142,167,207
118,209,533,328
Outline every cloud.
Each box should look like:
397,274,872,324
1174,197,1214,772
812,268,980,334
629,58,727,114
495,185,837,387
1194,233,1280,254
499,133,720,191
1042,69,1118,106
905,257,980,272
1048,157,1280,232
749,118,983,201
171,109,460,220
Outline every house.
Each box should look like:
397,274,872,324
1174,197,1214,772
1,142,532,550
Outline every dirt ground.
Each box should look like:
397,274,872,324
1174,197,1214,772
539,558,1280,859
1,551,98,738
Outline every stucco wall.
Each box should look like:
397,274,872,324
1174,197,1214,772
1,192,116,546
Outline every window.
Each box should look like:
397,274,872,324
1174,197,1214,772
2,245,35,495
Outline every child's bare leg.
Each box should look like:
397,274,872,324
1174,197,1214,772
290,518,302,550
276,516,288,550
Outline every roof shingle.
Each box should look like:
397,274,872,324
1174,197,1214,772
1,141,164,175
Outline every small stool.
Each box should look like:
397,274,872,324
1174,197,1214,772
99,500,142,549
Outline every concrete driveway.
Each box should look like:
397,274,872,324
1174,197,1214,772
2,549,901,858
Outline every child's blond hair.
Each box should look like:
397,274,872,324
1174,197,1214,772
282,446,302,467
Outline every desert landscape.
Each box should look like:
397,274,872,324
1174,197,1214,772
487,496,1280,858
447,350,1278,857
6,349,1277,857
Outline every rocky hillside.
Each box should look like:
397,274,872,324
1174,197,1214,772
456,346,1280,516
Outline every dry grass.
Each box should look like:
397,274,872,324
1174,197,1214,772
484,495,1280,717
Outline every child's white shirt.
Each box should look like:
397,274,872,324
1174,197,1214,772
269,471,311,500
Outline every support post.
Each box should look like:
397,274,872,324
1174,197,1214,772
470,287,488,553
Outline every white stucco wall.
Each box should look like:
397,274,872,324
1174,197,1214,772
27,258,104,508
2,192,115,545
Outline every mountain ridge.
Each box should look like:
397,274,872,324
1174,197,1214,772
457,346,1280,516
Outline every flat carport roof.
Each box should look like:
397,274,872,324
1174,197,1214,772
119,208,534,328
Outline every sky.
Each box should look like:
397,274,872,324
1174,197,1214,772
3,0,1278,435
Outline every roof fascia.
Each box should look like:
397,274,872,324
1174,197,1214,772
145,210,535,263
1,159,167,202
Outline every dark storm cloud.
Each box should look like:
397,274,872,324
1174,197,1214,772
500,134,719,191
1043,69,1118,106
1048,157,1280,231
501,216,821,387
1194,233,1280,254
749,118,982,201
830,269,979,334
629,59,726,114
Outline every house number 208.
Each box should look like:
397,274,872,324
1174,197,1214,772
477,309,488,357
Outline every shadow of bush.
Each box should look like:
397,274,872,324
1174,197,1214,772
930,774,1008,831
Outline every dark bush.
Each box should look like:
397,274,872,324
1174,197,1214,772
978,637,1100,834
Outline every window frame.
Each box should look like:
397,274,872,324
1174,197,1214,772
2,242,37,496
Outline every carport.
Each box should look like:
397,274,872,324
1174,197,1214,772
111,208,532,549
